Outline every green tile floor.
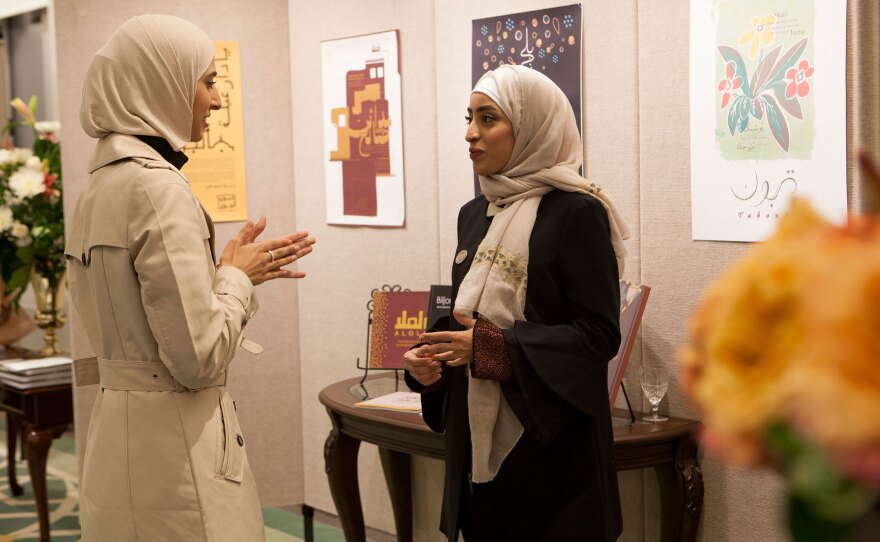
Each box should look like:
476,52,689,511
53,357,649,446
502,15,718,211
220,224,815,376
0,419,354,541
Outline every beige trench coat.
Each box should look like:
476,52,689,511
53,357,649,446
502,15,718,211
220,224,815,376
65,134,265,541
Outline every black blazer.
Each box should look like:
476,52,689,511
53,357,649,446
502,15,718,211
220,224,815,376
407,189,623,542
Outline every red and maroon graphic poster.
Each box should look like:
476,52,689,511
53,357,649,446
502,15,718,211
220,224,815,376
321,30,405,226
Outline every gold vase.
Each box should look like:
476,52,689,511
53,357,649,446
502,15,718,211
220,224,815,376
29,267,67,357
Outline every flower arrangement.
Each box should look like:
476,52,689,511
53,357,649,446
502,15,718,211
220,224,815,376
0,96,64,309
679,163,880,540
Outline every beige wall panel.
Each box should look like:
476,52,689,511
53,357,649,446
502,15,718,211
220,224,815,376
55,0,304,507
288,0,441,534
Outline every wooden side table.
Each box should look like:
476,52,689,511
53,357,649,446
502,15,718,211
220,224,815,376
319,374,704,542
1,349,74,542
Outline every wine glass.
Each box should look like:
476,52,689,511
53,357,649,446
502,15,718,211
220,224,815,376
640,365,669,422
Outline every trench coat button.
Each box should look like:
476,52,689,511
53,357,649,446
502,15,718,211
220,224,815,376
236,434,244,447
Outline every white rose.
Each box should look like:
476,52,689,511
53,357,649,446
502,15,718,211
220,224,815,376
34,121,60,134
0,149,11,165
25,156,43,170
0,207,12,232
8,167,45,198
10,147,33,163
10,221,29,239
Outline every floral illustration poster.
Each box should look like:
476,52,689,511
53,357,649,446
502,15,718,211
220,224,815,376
183,42,248,222
689,0,846,241
321,30,404,227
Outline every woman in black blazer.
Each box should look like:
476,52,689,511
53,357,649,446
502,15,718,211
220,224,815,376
405,65,630,541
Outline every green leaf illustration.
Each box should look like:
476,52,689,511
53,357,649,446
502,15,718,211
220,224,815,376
763,95,790,151
737,98,749,133
718,46,752,98
750,97,764,120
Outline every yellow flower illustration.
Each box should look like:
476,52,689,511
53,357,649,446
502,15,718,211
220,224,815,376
737,14,777,61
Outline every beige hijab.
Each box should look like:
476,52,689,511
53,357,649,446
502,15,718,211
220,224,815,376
80,14,215,150
457,65,629,483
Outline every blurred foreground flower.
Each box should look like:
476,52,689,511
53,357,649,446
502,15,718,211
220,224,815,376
679,197,880,541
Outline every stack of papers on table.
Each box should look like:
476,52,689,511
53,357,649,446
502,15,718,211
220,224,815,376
354,391,422,413
0,357,73,389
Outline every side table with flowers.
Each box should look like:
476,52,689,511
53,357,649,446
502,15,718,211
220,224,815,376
0,96,65,356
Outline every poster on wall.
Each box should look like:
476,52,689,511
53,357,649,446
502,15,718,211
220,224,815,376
320,30,404,227
471,5,582,193
690,1,846,242
472,5,582,130
183,42,249,222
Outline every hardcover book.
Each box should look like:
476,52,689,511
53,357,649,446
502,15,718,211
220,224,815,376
369,290,430,369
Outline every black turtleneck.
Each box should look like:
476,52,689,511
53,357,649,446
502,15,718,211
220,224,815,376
135,135,189,170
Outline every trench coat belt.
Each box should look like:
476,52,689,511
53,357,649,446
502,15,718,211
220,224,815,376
91,358,226,392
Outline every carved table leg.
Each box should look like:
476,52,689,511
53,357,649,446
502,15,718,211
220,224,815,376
26,426,64,542
324,410,365,542
663,434,704,542
6,413,23,496
379,447,412,542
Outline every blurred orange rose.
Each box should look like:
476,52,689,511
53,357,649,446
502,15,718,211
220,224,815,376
679,198,880,485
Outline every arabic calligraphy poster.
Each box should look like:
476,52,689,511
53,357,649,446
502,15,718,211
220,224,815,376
690,0,846,241
472,5,582,131
183,41,248,222
321,30,404,226
368,290,429,369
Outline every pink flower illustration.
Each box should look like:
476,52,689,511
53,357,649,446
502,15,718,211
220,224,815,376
717,62,742,109
785,59,814,99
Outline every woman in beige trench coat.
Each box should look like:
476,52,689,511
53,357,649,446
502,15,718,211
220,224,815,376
65,15,314,541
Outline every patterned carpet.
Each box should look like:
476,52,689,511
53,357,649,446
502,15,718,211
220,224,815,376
0,420,349,541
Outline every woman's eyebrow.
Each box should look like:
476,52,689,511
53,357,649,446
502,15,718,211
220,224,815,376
475,105,499,113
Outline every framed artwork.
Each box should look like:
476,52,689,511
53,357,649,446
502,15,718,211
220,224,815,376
321,30,405,226
690,0,847,241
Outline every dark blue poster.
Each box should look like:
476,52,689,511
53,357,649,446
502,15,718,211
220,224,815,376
471,4,583,132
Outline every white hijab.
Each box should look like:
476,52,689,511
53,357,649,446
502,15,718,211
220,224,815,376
457,65,629,483
80,14,215,151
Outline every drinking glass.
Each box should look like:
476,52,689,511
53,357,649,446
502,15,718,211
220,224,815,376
640,365,669,422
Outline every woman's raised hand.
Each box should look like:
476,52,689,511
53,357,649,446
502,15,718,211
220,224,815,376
219,218,316,286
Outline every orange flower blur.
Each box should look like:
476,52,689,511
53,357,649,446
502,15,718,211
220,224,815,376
679,198,880,485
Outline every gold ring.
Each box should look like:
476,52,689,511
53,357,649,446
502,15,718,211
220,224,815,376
267,249,275,262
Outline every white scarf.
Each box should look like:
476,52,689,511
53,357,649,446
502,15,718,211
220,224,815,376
457,65,629,483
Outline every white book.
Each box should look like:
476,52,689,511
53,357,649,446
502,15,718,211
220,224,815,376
354,391,422,413
0,374,72,389
0,357,73,375
0,370,72,385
